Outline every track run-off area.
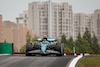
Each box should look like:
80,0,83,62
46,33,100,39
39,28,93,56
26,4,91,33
0,55,75,67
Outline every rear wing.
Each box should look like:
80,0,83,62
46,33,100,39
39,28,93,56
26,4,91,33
47,38,57,42
36,38,57,42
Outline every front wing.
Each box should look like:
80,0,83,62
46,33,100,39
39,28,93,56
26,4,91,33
27,50,60,54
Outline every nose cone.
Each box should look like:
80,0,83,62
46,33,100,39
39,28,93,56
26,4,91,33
41,44,47,52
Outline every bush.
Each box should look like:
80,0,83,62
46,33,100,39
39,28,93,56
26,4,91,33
20,44,26,52
64,47,72,53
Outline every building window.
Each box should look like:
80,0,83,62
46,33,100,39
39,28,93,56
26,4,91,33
42,11,44,13
69,12,70,15
66,22,68,24
54,12,56,14
66,19,68,21
54,15,56,17
62,8,64,10
32,7,34,9
17,20,19,24
59,12,62,14
69,9,72,11
24,20,27,25
59,22,62,24
19,17,23,19
25,15,27,18
38,7,43,10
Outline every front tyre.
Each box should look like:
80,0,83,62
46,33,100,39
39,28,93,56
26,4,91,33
56,43,64,56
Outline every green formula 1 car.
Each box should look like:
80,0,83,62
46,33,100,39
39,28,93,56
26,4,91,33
26,35,64,56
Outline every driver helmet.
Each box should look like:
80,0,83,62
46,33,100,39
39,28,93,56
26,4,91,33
43,35,47,38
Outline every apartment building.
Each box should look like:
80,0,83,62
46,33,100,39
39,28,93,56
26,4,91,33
3,21,15,42
73,10,100,46
1,1,99,46
28,2,73,39
2,21,28,51
0,15,2,42
73,13,93,40
16,11,28,25
93,10,100,45
27,1,100,45
0,15,33,52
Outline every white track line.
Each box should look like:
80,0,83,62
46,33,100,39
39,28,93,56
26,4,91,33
68,54,83,67
84,53,90,56
64,53,66,56
0,54,10,56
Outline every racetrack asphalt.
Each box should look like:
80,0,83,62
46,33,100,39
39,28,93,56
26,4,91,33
0,55,74,67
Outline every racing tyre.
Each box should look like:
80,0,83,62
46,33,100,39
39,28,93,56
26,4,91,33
26,53,31,56
26,43,33,56
56,43,64,56
26,43,32,51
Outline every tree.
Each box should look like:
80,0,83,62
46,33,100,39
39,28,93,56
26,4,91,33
75,32,93,53
67,36,75,51
97,48,100,53
83,27,91,45
77,32,81,41
20,44,26,52
32,34,38,41
91,32,99,53
64,47,72,53
80,38,93,53
26,31,31,43
75,32,82,51
61,33,73,53
61,33,66,44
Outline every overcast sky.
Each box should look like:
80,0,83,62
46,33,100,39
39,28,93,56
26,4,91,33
0,0,100,22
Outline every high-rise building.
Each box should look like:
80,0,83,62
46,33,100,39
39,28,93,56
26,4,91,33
0,15,2,42
3,21,15,43
28,2,73,39
93,9,100,46
16,11,28,25
73,13,93,40
0,16,33,51
1,2,100,47
2,21,28,51
73,10,100,46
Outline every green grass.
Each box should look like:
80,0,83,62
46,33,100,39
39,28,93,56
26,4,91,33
87,54,100,57
76,57,100,67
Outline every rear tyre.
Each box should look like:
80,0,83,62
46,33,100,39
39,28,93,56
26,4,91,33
26,43,33,56
56,43,64,56
26,43,33,51
26,53,31,56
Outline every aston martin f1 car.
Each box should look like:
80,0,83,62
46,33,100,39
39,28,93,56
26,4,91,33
26,36,64,56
